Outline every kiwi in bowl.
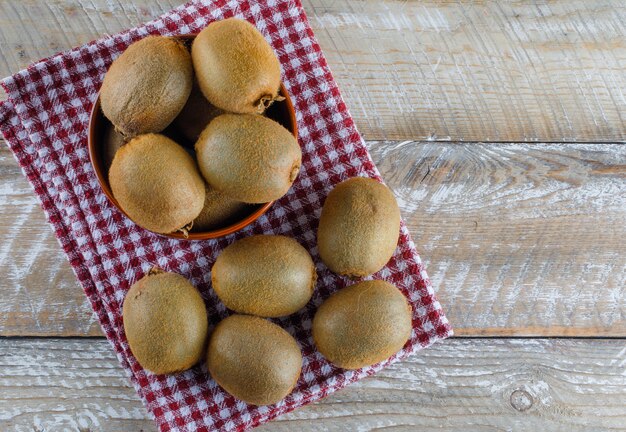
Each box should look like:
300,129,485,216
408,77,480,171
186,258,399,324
89,32,297,240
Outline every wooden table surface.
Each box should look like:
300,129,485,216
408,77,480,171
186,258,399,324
1,1,624,430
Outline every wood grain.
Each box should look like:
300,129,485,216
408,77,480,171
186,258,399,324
1,142,624,337
0,144,101,337
1,338,624,431
305,0,626,142
372,141,626,337
1,2,624,430
1,0,625,142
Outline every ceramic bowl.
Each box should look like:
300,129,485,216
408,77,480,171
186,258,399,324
88,34,298,240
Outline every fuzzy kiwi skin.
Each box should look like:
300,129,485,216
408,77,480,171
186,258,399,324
173,81,224,143
100,36,193,137
317,177,401,277
192,18,281,114
195,113,301,204
192,183,250,232
312,280,412,370
212,235,316,317
109,134,205,234
207,314,302,405
123,271,208,375
102,126,127,174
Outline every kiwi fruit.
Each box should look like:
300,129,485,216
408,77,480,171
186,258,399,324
173,81,224,143
191,18,282,114
102,126,127,173
100,35,193,137
207,314,302,405
193,183,250,232
212,235,316,317
317,177,401,277
109,134,205,234
196,113,301,203
312,280,412,370
123,269,208,374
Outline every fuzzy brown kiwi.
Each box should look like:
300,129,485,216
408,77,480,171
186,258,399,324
100,36,193,137
192,183,250,232
123,269,208,374
109,134,205,234
173,80,224,143
317,177,401,277
191,18,282,114
195,113,301,204
206,314,302,405
102,125,127,174
211,235,316,317
312,280,412,370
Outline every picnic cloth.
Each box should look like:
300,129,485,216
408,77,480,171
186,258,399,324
0,1,453,431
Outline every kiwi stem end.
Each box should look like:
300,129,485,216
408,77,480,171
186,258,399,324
148,267,164,276
289,164,300,182
178,221,194,238
256,94,286,114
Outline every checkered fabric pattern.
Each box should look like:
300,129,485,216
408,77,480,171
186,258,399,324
0,1,452,430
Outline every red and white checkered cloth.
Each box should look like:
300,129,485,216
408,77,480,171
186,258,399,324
0,1,452,430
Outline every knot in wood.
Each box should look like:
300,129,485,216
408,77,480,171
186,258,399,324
510,388,533,412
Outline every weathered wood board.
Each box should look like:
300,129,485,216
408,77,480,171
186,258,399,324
1,0,625,142
304,0,626,142
1,1,625,431
1,338,625,431
1,142,624,337
0,146,102,337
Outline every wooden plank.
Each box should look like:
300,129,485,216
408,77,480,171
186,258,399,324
372,141,626,337
0,145,101,337
305,0,626,142
1,142,624,337
1,0,625,142
0,338,624,431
